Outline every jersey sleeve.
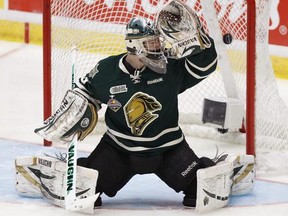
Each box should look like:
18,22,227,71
73,62,103,110
73,54,125,110
176,37,218,93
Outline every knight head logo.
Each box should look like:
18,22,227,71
124,92,162,136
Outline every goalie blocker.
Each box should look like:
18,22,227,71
34,89,99,143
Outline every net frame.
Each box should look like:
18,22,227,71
42,0,288,174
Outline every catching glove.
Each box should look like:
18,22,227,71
156,0,211,59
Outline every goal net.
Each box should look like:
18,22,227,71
44,0,288,175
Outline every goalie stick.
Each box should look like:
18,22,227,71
64,46,99,214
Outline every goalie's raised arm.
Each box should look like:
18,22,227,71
156,0,211,59
34,89,99,143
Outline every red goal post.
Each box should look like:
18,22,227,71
42,0,288,175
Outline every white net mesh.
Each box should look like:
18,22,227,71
49,0,288,174
252,1,288,175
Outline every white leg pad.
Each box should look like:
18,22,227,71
195,161,233,213
15,156,43,197
15,156,98,213
229,154,255,195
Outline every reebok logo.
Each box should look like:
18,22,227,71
147,78,163,85
181,161,198,177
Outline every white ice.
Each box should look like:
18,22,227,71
0,40,288,215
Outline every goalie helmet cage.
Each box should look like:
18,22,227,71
42,0,288,175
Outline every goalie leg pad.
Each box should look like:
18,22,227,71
228,154,255,195
15,156,98,209
15,156,43,197
195,161,233,213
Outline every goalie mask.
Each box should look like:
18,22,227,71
125,17,167,74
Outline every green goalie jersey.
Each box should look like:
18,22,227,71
77,41,218,155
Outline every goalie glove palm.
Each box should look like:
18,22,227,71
34,90,98,142
156,0,211,59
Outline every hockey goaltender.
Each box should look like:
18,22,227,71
15,0,255,214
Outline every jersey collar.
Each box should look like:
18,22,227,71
119,54,146,75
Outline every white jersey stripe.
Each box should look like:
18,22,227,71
184,57,217,79
106,131,184,152
107,126,180,142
